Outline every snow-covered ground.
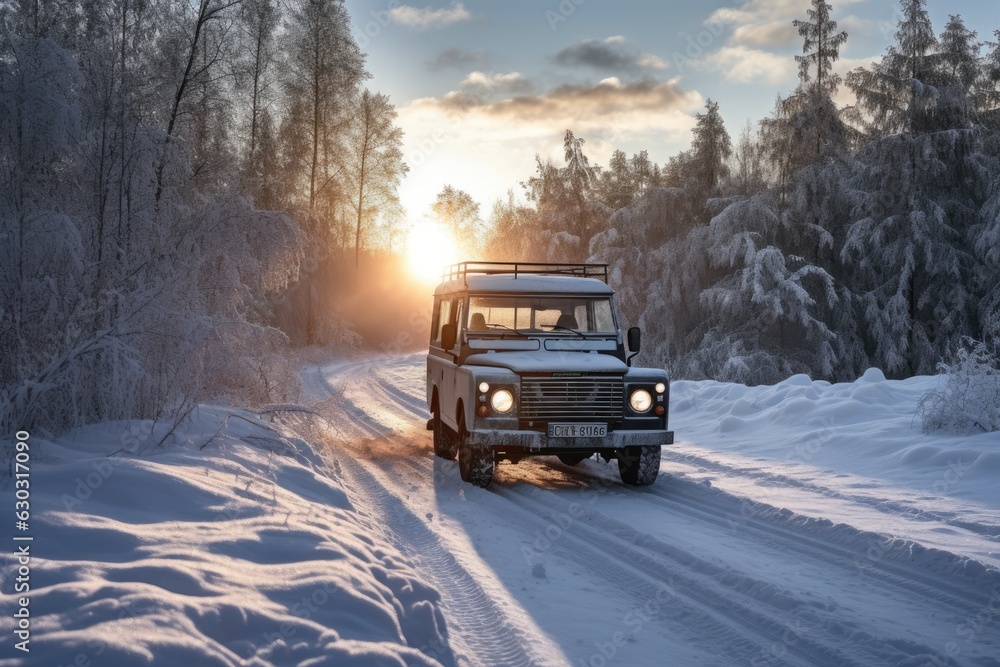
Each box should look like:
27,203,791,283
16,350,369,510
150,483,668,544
3,354,999,666
0,406,451,666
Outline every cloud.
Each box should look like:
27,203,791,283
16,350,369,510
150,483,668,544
408,77,702,137
636,53,670,70
703,46,797,85
730,21,799,49
838,15,877,38
426,48,487,71
708,0,866,49
554,36,669,73
459,71,535,96
390,2,471,29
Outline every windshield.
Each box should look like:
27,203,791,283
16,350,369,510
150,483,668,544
468,295,616,334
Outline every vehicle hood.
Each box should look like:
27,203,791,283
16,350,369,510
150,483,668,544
466,351,628,374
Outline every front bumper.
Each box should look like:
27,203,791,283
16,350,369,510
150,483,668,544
465,429,674,450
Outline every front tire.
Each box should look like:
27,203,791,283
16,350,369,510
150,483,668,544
433,410,457,460
617,445,661,486
457,415,494,488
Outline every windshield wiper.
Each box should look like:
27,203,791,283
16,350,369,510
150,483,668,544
486,323,530,338
547,324,587,339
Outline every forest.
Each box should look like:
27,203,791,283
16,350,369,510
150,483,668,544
484,0,1000,387
2,0,999,436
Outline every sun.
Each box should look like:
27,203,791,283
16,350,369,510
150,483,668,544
405,219,459,283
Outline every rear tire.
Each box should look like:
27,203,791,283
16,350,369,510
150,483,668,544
433,410,457,460
557,453,590,466
617,445,661,486
457,415,494,488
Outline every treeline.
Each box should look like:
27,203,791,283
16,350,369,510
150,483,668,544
484,0,1000,383
0,0,407,434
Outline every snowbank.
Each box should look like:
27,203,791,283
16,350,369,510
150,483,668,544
0,407,451,666
671,369,1000,508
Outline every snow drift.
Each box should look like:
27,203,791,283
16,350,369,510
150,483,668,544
0,407,452,667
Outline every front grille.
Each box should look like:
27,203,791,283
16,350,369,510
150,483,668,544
520,375,624,421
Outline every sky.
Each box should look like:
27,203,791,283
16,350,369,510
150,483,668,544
343,0,998,227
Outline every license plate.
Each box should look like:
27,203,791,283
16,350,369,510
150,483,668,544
547,423,608,438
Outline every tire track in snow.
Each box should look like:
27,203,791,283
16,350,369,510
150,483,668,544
376,454,816,666
334,454,550,667
344,430,877,666
661,448,1000,541
549,457,998,615
634,474,1000,610
373,375,430,419
313,357,562,667
491,484,881,667
496,479,968,667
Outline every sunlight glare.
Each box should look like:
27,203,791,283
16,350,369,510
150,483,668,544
406,220,458,283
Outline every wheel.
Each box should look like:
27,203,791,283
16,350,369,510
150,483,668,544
617,445,661,486
457,414,494,488
557,453,590,466
433,409,457,460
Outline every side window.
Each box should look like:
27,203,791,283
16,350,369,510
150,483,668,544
434,298,452,345
430,298,441,343
452,298,465,347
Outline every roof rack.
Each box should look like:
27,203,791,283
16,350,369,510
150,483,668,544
444,261,608,285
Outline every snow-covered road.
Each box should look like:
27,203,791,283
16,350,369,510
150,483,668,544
303,354,1000,667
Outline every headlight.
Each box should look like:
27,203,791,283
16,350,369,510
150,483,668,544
490,389,514,413
629,389,653,413
478,382,490,393
655,382,666,394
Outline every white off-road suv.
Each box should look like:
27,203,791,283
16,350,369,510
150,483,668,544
426,262,674,487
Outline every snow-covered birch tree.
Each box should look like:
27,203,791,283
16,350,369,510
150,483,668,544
345,89,407,269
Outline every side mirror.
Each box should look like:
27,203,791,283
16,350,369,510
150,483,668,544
627,327,641,353
441,324,457,351
626,327,641,367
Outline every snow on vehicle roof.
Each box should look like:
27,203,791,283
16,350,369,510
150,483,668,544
434,274,614,295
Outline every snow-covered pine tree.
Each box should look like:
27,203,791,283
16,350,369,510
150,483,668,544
523,131,609,260
677,196,838,383
935,14,980,130
763,0,851,209
972,109,1000,346
690,100,732,195
562,130,604,247
784,160,866,378
792,0,850,157
590,188,695,332
842,133,982,376
838,1,991,377
846,0,938,137
978,31,1000,129
600,149,636,210
631,150,654,198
